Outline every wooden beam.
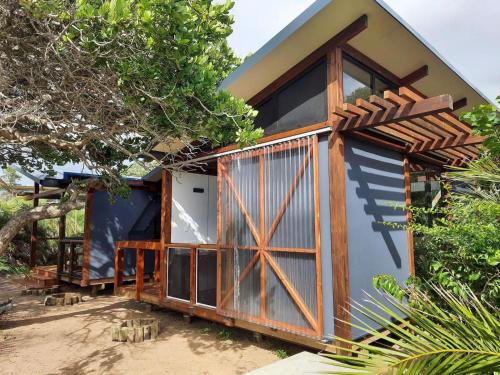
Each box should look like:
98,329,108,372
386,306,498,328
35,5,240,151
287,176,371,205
81,189,93,286
338,93,453,131
453,97,467,111
57,214,66,275
114,247,124,294
400,65,428,86
160,169,172,298
403,157,415,276
30,182,39,267
248,15,368,106
24,187,66,200
312,135,323,337
328,131,352,345
409,135,484,153
136,249,144,301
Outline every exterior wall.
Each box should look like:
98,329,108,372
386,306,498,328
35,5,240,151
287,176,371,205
89,189,158,279
171,172,217,244
344,137,409,340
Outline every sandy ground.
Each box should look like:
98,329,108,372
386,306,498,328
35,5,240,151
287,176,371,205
0,277,305,375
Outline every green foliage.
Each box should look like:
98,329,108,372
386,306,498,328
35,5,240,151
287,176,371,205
274,348,288,359
22,0,260,149
0,256,29,275
217,328,232,340
324,284,500,374
0,195,84,266
408,192,500,305
460,96,500,156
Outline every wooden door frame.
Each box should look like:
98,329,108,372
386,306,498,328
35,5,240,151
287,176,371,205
216,135,323,338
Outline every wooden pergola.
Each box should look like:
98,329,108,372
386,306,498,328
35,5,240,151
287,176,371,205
332,86,483,167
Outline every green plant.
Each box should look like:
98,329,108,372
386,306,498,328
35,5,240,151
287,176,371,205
217,328,232,341
274,348,288,359
0,256,29,275
407,191,500,305
324,284,500,374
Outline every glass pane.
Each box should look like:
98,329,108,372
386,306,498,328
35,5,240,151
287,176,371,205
276,60,327,132
374,77,390,98
167,248,190,301
343,58,372,104
196,249,217,307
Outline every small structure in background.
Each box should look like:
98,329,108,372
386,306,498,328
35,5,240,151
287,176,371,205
111,318,159,343
17,170,161,294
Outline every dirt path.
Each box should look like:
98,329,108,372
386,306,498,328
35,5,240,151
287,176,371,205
0,277,302,375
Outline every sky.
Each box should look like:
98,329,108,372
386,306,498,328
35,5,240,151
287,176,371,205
227,0,500,104
12,0,500,184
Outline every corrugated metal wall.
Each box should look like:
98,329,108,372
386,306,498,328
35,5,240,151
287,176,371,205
218,136,322,337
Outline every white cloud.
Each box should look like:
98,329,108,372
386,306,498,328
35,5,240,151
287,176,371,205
228,0,500,104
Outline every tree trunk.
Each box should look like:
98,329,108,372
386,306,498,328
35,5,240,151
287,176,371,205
0,186,85,256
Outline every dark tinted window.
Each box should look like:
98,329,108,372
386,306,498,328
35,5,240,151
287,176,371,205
343,56,394,104
167,248,190,301
196,249,217,306
254,58,327,135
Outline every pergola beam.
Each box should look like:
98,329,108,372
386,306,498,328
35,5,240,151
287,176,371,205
409,135,484,153
336,93,453,131
400,65,428,86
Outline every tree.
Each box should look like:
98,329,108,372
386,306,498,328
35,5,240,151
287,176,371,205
0,0,262,255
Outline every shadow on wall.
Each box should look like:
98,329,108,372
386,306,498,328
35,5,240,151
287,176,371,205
345,142,406,269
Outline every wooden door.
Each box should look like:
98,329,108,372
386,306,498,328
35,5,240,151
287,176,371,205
216,136,323,338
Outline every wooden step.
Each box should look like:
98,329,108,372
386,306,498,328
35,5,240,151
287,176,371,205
31,266,58,279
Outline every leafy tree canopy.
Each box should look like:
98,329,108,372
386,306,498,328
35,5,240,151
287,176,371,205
1,0,262,184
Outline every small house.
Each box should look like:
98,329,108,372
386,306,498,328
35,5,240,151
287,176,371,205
109,0,489,350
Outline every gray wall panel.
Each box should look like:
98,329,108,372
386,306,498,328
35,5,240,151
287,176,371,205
89,190,157,279
344,137,409,340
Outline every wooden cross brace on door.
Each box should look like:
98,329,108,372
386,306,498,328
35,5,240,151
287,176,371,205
217,136,323,335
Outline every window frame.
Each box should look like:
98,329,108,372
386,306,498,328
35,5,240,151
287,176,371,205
195,247,217,309
342,52,396,103
253,57,328,134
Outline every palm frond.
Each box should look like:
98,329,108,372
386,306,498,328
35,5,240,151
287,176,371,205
323,284,500,374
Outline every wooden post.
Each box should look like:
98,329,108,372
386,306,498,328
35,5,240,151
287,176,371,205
69,242,76,280
81,189,94,286
312,135,323,336
328,47,352,346
216,160,223,309
136,248,144,301
57,215,66,275
159,169,172,298
403,157,415,276
30,182,39,267
114,247,124,294
190,246,196,305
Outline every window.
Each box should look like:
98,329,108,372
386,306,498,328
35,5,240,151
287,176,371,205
343,55,394,104
196,249,217,307
167,248,190,301
254,58,327,135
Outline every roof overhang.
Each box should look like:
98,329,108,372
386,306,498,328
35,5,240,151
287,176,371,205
220,0,494,111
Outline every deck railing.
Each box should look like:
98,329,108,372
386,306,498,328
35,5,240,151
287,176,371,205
114,240,217,304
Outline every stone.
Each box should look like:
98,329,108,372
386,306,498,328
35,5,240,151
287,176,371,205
111,318,159,343
43,293,82,306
